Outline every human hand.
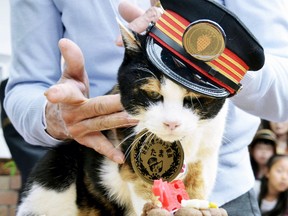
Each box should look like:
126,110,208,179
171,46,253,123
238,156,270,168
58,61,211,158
116,0,163,46
44,39,138,164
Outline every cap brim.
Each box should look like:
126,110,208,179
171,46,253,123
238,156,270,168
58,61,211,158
146,36,230,98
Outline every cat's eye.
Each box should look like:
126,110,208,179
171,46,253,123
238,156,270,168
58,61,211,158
146,91,162,100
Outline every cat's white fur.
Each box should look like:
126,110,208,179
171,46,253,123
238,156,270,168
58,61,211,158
17,183,78,216
17,78,227,216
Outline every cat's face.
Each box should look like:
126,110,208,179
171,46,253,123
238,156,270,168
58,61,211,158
118,27,226,142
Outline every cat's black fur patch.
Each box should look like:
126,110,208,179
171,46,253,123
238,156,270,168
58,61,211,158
21,141,130,215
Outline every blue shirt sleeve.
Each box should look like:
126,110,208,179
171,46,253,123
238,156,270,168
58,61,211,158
4,0,63,146
226,0,288,121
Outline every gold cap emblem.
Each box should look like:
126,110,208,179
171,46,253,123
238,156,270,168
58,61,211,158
183,20,226,61
130,130,184,184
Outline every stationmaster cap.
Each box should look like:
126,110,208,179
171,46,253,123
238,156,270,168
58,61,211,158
146,0,265,98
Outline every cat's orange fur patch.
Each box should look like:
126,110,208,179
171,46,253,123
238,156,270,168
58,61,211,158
140,78,161,95
184,161,205,199
78,209,101,216
185,91,214,99
82,173,120,214
120,164,157,202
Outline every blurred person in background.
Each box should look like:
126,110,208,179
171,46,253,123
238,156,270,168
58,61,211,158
249,129,277,180
254,154,288,216
262,120,288,154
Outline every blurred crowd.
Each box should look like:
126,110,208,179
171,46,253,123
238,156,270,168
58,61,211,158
249,120,288,216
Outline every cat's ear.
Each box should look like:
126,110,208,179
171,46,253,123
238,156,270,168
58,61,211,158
117,19,142,52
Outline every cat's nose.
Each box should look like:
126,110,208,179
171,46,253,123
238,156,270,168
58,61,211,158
163,121,180,131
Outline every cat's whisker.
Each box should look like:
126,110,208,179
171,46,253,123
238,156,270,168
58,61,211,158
99,129,136,163
133,67,158,80
134,77,151,84
192,92,204,110
123,144,134,162
115,131,136,149
143,131,154,144
141,126,161,136
134,130,153,162
105,127,137,158
123,129,150,162
121,133,140,160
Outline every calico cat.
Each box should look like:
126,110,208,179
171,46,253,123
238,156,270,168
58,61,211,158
16,25,227,216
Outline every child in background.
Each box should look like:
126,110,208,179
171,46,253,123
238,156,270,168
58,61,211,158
249,129,277,180
262,120,288,154
254,154,288,216
270,122,288,154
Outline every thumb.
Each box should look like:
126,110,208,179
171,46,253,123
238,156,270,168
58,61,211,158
58,38,86,83
44,39,89,104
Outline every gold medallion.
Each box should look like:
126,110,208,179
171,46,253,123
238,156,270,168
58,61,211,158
130,130,184,184
182,20,226,61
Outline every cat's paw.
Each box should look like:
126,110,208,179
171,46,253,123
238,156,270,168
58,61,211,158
141,202,170,216
178,199,228,216
174,207,228,216
141,201,228,216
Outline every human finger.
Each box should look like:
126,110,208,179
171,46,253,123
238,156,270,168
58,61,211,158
58,38,86,81
128,6,162,33
116,6,162,46
59,39,90,98
75,131,125,164
44,82,87,104
150,0,160,6
67,111,138,137
118,0,145,23
54,94,125,123
81,94,124,118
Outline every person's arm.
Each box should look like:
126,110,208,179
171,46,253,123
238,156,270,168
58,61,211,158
4,0,63,146
225,0,288,121
5,1,136,163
